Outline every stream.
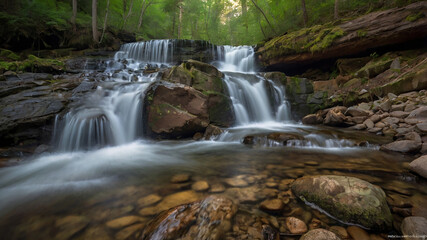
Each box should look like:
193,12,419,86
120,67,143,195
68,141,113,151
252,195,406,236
0,40,425,240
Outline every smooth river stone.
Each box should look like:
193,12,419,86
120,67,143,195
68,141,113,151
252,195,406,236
224,176,249,187
106,215,145,229
170,173,191,183
300,229,342,240
137,194,162,207
191,181,210,191
285,217,308,234
139,190,201,216
259,199,284,212
291,175,392,231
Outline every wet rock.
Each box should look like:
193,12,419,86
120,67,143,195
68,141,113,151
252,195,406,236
224,176,249,187
409,155,427,178
224,186,259,203
401,216,427,239
76,226,112,240
115,223,144,240
139,190,201,216
345,107,369,117
259,199,285,212
192,181,210,191
146,85,209,139
137,194,162,208
141,195,237,240
55,215,89,240
302,114,322,125
285,217,307,234
300,228,342,240
329,226,349,239
171,174,191,183
203,124,223,140
106,215,145,229
380,140,422,153
209,183,226,193
207,93,235,127
347,226,370,240
291,175,392,231
324,110,347,127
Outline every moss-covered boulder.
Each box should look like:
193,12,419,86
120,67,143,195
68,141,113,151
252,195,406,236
207,92,235,127
162,59,225,94
145,84,209,139
291,175,392,231
355,57,395,78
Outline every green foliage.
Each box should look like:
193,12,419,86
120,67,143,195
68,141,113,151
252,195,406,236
0,0,424,48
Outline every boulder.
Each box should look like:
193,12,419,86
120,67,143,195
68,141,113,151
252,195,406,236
302,114,322,125
324,110,347,127
409,155,427,178
291,175,392,231
141,195,237,240
380,140,422,153
145,84,209,139
300,229,342,240
345,107,369,117
401,216,427,239
257,2,427,71
207,92,234,127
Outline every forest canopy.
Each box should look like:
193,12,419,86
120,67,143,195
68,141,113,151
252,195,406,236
0,0,423,49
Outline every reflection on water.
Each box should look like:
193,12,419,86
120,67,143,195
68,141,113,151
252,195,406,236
0,137,425,239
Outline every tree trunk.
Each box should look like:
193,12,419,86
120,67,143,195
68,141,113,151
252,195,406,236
178,2,183,39
99,0,110,43
301,0,308,26
241,0,248,34
71,0,77,32
258,19,267,38
138,0,153,30
334,0,339,19
123,0,134,28
250,0,276,34
172,13,176,38
92,0,99,43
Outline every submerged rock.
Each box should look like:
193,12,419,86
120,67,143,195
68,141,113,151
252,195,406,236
401,216,427,239
291,175,392,231
380,140,422,153
300,228,342,240
409,155,427,178
141,195,237,240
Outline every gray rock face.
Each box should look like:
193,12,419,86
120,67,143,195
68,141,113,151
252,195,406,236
380,140,422,153
291,175,392,231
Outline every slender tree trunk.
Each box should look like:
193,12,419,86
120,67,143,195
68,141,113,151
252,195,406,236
71,0,77,32
138,0,153,30
301,0,308,26
99,0,110,43
92,0,99,43
241,0,248,34
204,4,211,42
178,3,183,39
334,0,339,19
258,19,267,38
123,0,134,28
250,0,276,34
172,13,176,38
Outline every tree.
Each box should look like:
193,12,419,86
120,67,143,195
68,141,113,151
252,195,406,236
123,0,134,28
92,0,98,42
138,0,154,30
334,0,339,19
178,0,183,39
241,0,248,34
99,0,110,43
71,0,77,32
250,0,276,34
301,0,308,26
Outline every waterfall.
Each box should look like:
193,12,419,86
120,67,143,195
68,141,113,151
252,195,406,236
115,40,172,64
54,83,152,151
214,46,291,125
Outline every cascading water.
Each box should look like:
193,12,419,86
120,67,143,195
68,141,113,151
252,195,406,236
115,40,172,65
213,46,291,124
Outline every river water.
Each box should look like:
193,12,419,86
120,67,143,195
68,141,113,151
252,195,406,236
0,40,425,240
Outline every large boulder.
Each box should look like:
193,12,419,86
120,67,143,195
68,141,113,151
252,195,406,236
291,175,392,231
163,60,225,94
207,92,234,127
257,2,427,71
141,195,237,240
145,84,209,139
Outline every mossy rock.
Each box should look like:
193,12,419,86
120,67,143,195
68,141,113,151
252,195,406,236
263,72,287,85
286,77,314,95
355,57,394,78
207,92,235,127
291,175,392,231
0,49,20,61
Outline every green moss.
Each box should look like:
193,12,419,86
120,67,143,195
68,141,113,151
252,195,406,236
262,24,345,60
357,29,367,37
0,61,18,72
0,49,20,61
406,12,425,22
17,55,64,72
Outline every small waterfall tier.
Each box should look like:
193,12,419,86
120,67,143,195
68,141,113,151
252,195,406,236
214,46,291,125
